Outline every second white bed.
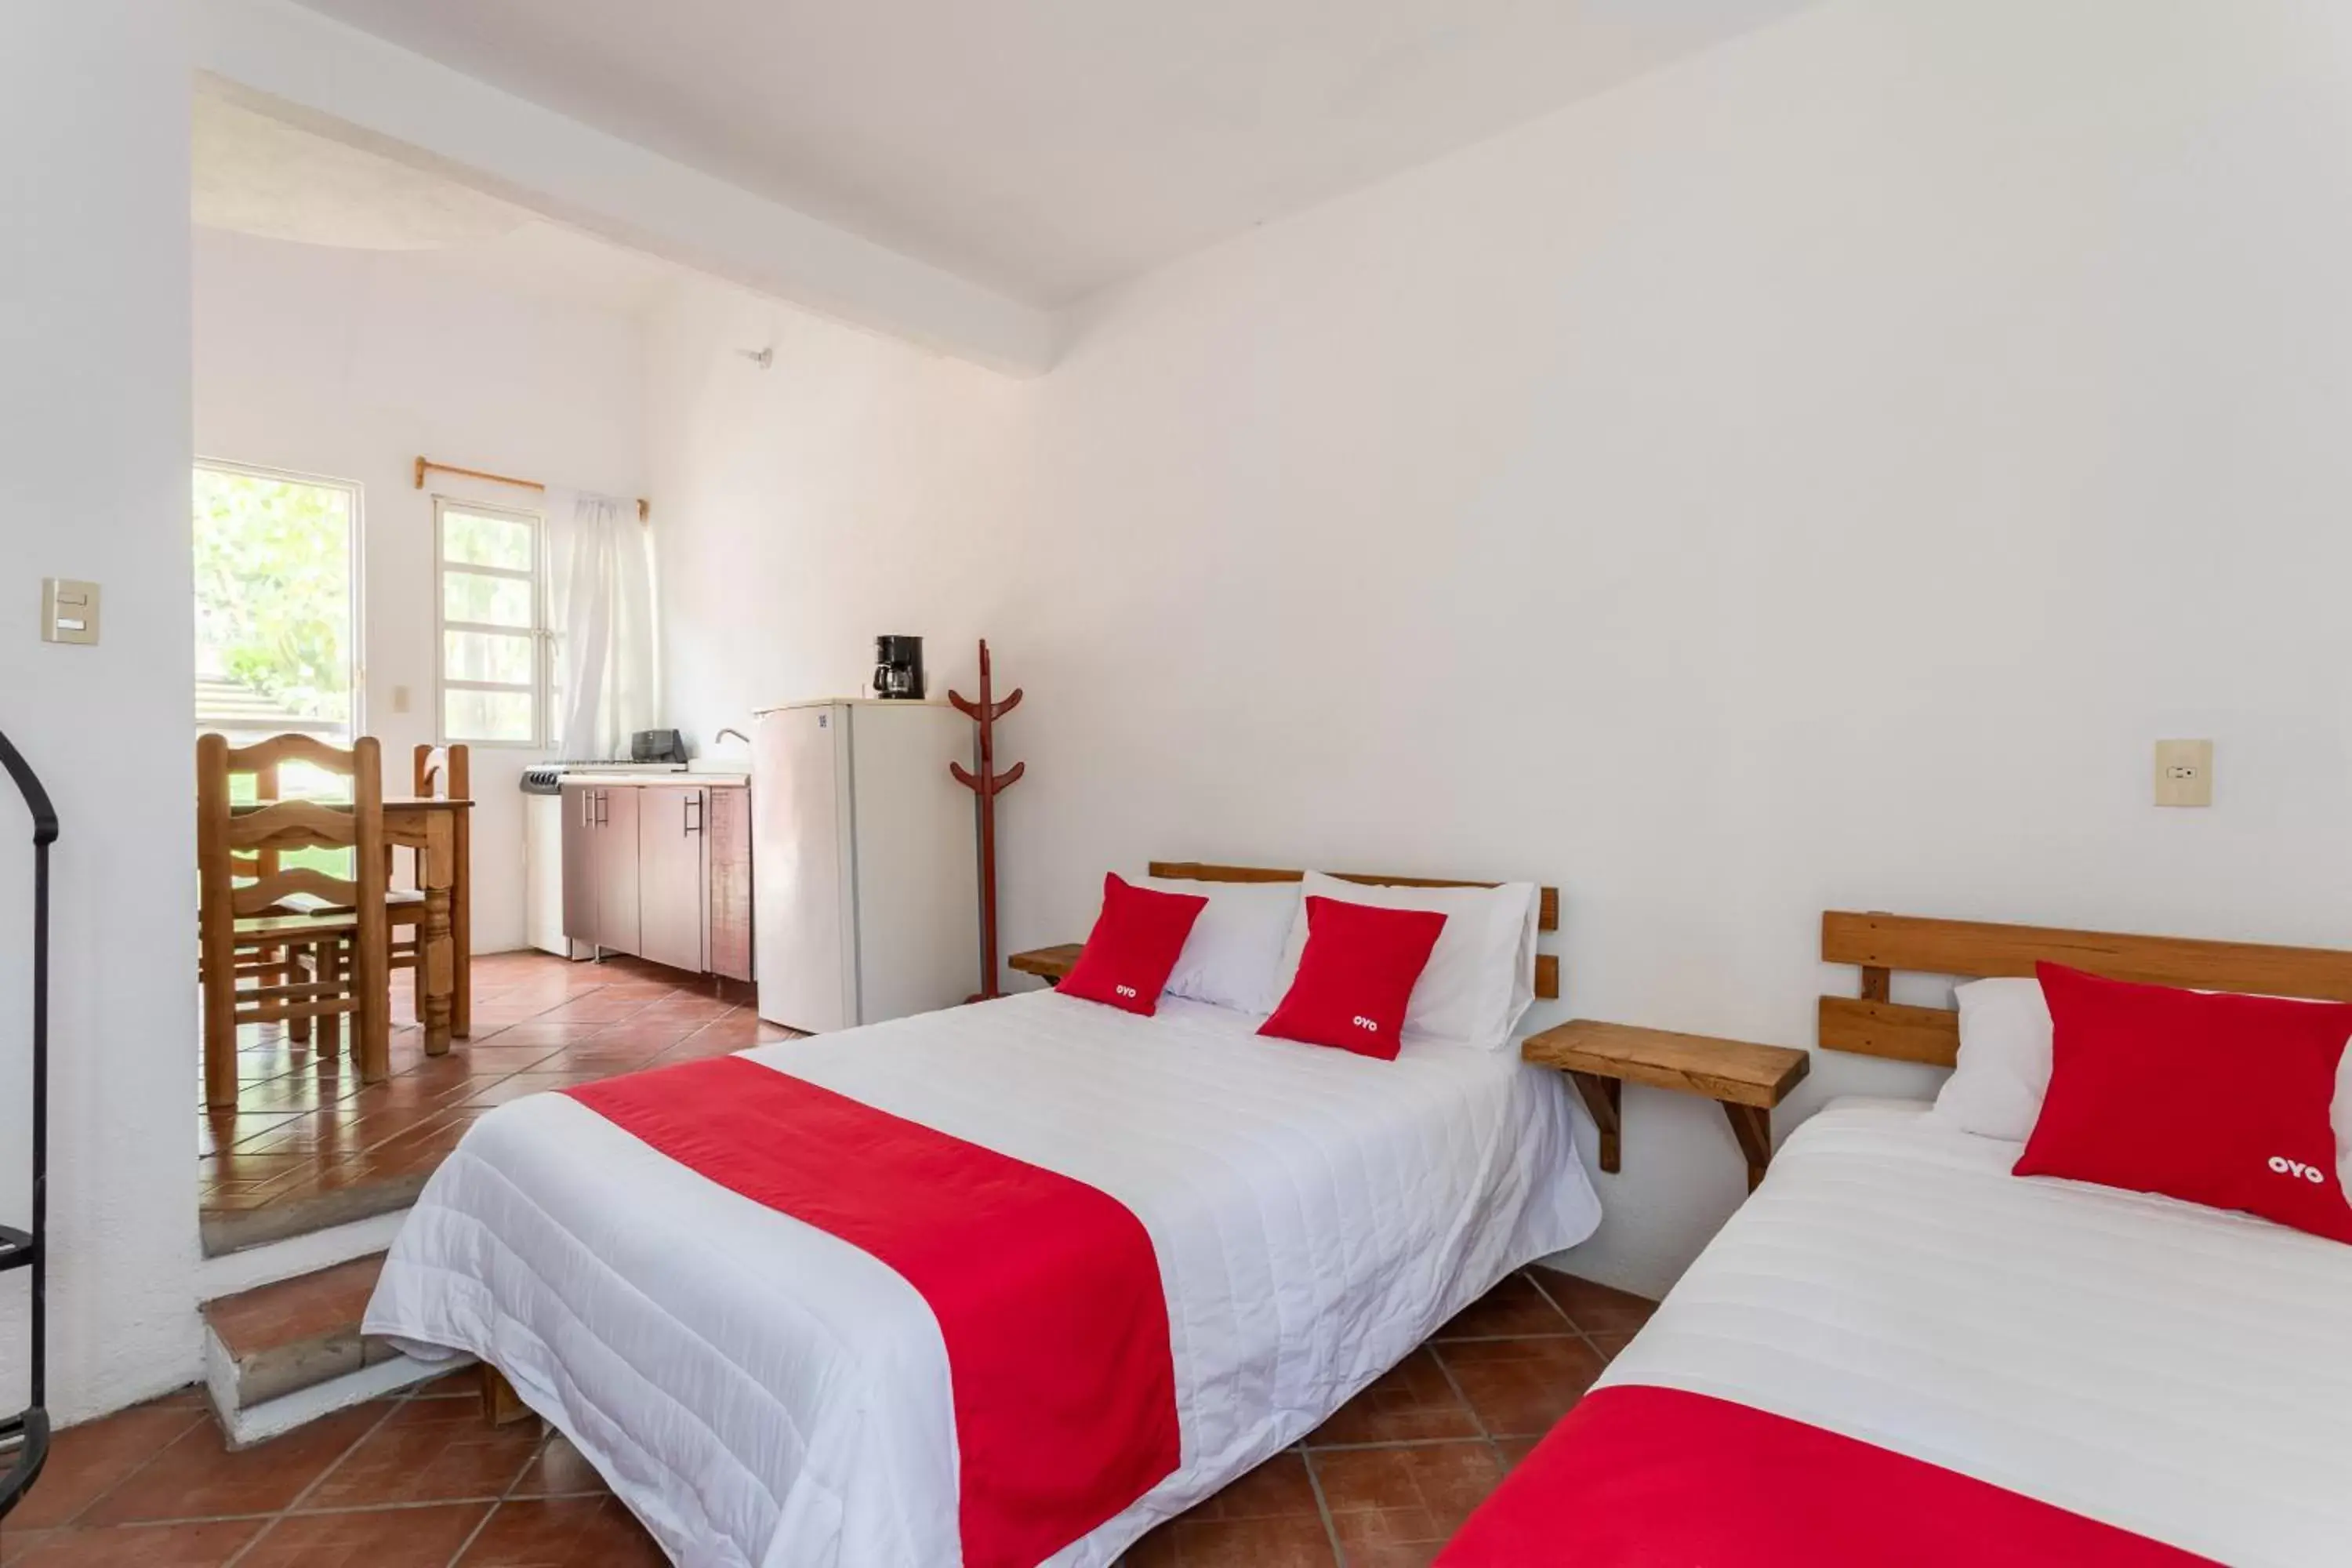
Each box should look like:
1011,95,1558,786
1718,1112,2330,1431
365,989,1599,1567
1602,1098,2352,1566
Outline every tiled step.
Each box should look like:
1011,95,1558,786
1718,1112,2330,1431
200,1168,429,1258
200,1251,465,1446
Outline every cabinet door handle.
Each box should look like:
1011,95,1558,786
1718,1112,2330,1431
595,790,608,826
685,794,703,837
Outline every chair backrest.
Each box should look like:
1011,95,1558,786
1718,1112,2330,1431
412,742,470,802
223,733,343,889
197,733,385,919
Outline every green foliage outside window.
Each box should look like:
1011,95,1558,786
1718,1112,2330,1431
193,466,353,729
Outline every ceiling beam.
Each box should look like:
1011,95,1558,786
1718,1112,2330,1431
191,0,1059,376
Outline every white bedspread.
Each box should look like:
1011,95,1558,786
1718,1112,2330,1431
365,990,1598,1567
1605,1099,2352,1567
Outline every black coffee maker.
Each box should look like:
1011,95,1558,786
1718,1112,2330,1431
873,635,926,700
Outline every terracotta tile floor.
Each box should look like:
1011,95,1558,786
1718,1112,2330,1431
199,952,789,1249
2,1269,1654,1567
0,1374,660,1566
1120,1268,1654,1568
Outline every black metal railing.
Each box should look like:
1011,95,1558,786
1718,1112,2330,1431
0,726,55,1519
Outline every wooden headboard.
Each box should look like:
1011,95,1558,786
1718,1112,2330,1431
1819,909,2352,1066
1149,862,1560,1000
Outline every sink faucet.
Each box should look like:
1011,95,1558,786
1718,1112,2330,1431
714,726,750,748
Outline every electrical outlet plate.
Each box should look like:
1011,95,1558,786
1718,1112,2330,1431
2154,739,2212,808
40,578,99,645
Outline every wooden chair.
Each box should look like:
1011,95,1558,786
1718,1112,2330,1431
413,743,469,803
197,734,390,1108
238,741,440,1027
217,746,351,1056
228,750,333,1051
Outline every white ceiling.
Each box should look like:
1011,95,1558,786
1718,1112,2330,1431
195,92,528,251
194,93,688,317
289,0,1826,306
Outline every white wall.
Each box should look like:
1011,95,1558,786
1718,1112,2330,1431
194,227,652,951
0,1,202,1421
646,279,1032,739
653,0,2352,1297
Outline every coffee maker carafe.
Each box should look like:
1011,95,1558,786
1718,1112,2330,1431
873,635,926,700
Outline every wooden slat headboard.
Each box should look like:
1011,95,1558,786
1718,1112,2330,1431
1149,861,1560,1000
1819,910,2352,1066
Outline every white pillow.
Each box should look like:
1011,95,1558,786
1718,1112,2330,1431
1929,978,2053,1142
1140,876,1299,1015
1933,974,2352,1189
1272,872,1539,1051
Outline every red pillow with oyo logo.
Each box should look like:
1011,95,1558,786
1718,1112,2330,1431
1258,896,1447,1061
2013,962,2352,1243
1058,873,1208,1016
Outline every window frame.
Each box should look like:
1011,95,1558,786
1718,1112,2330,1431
434,495,552,750
193,456,368,742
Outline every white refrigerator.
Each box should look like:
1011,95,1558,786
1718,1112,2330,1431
752,699,981,1033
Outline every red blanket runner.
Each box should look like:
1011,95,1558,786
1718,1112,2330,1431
569,1056,1180,1568
1438,1385,2217,1566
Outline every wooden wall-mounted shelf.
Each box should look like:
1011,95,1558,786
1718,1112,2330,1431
1521,1019,1809,1193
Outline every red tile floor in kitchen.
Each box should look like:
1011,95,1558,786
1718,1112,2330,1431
0,1269,1655,1566
198,951,789,1252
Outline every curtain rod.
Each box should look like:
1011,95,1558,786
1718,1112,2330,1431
413,456,650,522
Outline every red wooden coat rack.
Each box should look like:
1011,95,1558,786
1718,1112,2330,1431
949,641,1023,1000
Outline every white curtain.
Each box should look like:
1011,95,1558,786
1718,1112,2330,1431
546,488,655,760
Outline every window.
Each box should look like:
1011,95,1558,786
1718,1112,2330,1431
437,499,550,746
194,461,361,746
194,461,364,872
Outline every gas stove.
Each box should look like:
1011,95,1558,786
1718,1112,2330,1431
517,760,689,795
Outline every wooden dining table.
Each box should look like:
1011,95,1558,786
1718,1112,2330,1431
383,795,473,1056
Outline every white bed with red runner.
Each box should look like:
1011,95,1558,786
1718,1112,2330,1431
1442,1098,2352,1567
364,988,1599,1567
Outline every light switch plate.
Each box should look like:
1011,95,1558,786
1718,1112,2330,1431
2154,739,2212,808
40,578,100,645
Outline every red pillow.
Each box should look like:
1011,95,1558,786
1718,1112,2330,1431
1058,873,1208,1016
1259,896,1447,1061
2014,962,2352,1243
